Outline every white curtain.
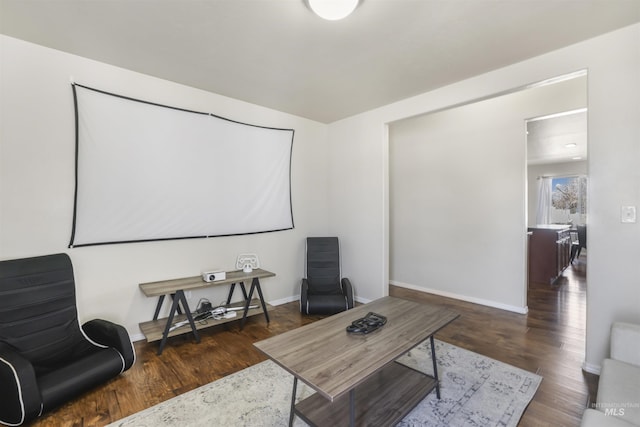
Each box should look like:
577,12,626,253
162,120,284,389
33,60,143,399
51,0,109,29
577,175,588,218
535,177,552,225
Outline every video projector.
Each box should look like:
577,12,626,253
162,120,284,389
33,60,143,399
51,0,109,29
202,270,226,282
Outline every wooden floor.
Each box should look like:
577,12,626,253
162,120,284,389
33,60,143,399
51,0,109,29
391,254,597,427
31,254,595,427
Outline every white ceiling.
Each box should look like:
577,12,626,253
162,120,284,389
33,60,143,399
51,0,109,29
1,0,639,123
527,109,588,165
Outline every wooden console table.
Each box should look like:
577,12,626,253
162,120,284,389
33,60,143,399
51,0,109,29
139,269,274,355
255,296,459,426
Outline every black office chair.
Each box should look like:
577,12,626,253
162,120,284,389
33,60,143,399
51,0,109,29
576,225,587,256
571,225,587,263
300,237,354,315
0,253,135,426
570,230,579,263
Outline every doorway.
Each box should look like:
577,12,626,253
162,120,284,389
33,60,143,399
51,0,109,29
388,72,587,314
526,107,588,275
525,105,588,359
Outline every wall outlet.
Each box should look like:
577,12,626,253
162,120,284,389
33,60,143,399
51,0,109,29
621,206,636,223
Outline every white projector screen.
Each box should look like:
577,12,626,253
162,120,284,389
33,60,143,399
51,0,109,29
69,84,294,247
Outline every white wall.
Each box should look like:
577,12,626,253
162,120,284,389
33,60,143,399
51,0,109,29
388,77,586,313
326,24,640,371
527,160,588,227
1,24,638,371
0,35,330,339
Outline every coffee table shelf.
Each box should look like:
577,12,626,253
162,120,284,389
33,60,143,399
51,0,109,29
295,361,436,427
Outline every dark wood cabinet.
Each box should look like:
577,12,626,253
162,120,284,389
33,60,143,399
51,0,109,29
528,225,572,285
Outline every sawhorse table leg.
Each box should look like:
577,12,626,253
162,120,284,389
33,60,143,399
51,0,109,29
157,290,200,355
152,293,184,320
225,282,248,305
241,277,270,328
226,279,270,329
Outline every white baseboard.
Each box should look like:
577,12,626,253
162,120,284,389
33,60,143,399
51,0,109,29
271,295,372,306
267,295,300,306
389,280,528,315
582,361,601,375
130,333,146,342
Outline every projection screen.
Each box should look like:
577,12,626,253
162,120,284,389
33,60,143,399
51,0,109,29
69,84,294,247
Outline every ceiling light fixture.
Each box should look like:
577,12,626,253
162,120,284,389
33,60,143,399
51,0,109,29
308,0,359,20
565,143,577,148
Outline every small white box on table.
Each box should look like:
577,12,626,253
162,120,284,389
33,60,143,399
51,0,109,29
202,270,226,282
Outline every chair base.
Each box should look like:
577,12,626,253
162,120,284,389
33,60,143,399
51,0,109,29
302,294,350,315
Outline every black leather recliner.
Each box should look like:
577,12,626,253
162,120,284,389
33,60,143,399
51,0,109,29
300,237,354,315
0,253,135,426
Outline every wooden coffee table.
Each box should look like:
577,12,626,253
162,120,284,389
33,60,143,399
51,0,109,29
254,296,459,426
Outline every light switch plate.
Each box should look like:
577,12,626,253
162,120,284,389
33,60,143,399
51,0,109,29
621,206,637,223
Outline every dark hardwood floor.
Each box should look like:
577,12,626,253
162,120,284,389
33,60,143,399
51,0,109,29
30,254,595,427
391,253,596,427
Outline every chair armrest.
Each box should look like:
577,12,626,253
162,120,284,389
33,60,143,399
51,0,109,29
0,342,42,426
82,319,135,370
341,278,354,309
610,322,640,367
300,279,309,314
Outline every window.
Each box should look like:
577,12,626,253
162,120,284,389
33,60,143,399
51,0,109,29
550,175,587,225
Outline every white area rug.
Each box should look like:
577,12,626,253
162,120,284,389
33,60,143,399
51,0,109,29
108,340,541,427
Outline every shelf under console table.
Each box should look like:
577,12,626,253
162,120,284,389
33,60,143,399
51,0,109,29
139,268,275,355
